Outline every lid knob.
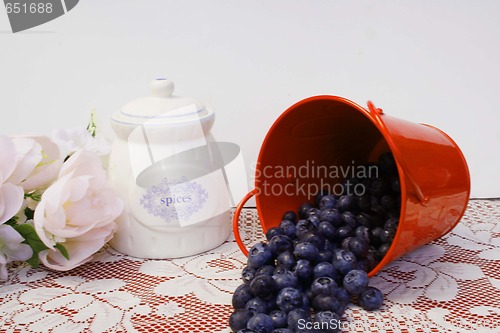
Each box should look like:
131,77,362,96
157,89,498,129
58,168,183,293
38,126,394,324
150,78,174,98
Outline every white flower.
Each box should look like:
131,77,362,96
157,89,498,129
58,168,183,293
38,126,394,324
0,135,24,224
34,149,123,271
53,128,111,157
0,224,33,280
8,135,63,192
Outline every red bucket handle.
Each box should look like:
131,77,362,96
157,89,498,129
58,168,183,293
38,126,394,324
232,189,257,257
367,101,429,205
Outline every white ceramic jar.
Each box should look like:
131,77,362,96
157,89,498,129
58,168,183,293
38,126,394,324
108,79,232,258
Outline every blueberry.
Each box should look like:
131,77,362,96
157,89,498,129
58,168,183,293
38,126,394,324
377,242,391,259
243,267,256,284
319,195,337,210
314,189,330,206
336,195,356,212
319,208,342,227
282,211,297,223
341,211,358,229
277,251,296,270
331,287,350,307
301,293,311,312
311,277,338,296
273,265,289,276
384,217,399,232
276,287,303,313
313,311,341,333
340,237,352,251
293,242,319,261
332,249,358,276
316,250,333,263
356,259,371,272
270,329,293,333
266,295,279,312
237,329,258,333
245,297,269,315
250,275,278,298
342,269,369,296
370,227,384,245
317,221,336,240
306,208,321,218
356,213,373,227
287,308,311,331
323,240,336,254
354,226,370,243
295,219,315,239
269,310,287,329
298,231,325,250
247,313,275,333
266,227,283,241
299,203,314,219
229,309,253,332
248,242,273,269
269,235,294,257
379,228,395,243
279,220,297,240
293,259,313,283
336,225,353,240
313,262,338,281
233,284,254,309
312,294,344,315
359,286,384,311
256,265,276,277
271,328,293,333
306,214,321,228
273,270,300,290
347,237,369,259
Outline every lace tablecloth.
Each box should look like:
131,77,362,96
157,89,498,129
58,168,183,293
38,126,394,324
1,200,499,333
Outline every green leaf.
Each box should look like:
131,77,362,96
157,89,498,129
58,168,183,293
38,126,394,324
13,224,49,268
26,255,40,268
24,207,34,221
24,191,42,201
55,243,70,260
14,224,48,253
4,216,18,227
86,110,97,137
12,224,71,267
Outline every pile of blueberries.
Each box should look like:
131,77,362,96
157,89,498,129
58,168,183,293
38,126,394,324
230,153,401,333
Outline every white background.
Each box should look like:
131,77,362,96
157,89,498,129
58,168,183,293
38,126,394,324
0,1,498,199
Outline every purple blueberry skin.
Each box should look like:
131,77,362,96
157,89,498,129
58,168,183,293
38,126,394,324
359,286,384,311
229,309,253,332
247,313,275,333
276,287,303,313
233,283,254,309
342,269,369,296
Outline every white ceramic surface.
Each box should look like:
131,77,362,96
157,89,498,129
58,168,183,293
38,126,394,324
108,79,231,258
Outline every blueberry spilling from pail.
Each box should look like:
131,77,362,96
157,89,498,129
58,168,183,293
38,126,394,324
230,96,470,332
229,152,399,332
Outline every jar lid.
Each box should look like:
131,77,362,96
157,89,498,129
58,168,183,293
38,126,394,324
112,79,213,126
